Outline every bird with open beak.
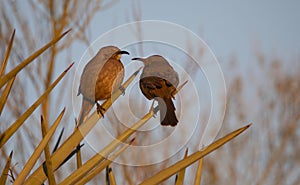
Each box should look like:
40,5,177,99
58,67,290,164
132,55,179,126
77,46,129,125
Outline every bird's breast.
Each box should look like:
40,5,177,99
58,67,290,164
94,60,124,100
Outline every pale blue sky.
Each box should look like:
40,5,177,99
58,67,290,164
80,0,300,63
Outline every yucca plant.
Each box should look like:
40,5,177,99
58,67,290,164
0,28,251,185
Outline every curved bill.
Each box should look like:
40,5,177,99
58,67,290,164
118,50,130,55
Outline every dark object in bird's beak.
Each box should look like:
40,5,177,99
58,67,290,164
118,50,130,55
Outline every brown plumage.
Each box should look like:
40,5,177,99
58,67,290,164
132,55,179,126
77,46,129,125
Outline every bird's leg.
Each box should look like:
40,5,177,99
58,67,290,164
119,85,125,95
96,101,105,117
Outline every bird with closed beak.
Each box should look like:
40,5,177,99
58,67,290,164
77,46,129,125
132,55,179,126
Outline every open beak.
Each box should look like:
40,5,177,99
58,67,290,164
118,50,130,55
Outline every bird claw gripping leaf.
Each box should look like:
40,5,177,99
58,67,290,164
96,102,105,118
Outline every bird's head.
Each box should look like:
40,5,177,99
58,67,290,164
99,46,129,60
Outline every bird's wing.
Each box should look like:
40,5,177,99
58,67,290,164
139,76,165,99
79,57,105,100
140,76,164,89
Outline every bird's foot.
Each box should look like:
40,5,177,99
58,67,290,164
149,100,158,117
96,102,105,117
153,106,160,118
119,86,125,95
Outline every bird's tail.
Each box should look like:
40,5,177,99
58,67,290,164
77,98,94,126
157,97,178,126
